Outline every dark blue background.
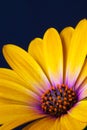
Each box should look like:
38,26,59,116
0,0,87,129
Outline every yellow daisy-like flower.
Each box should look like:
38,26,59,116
0,19,87,130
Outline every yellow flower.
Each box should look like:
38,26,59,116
0,19,87,130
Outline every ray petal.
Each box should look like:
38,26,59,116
29,28,63,86
65,19,87,87
3,44,50,95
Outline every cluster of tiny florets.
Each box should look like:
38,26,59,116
41,84,77,117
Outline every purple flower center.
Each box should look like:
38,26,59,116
41,84,78,117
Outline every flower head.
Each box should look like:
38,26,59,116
0,19,87,130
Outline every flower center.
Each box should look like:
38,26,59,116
41,84,78,117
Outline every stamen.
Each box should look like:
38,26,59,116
41,84,78,117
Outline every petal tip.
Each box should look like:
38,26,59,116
77,18,87,27
44,27,58,36
2,44,11,54
3,44,13,50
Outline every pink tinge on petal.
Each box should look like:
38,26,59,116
51,76,63,87
74,59,87,91
77,89,87,101
65,65,84,89
77,79,87,101
32,81,51,97
65,75,77,89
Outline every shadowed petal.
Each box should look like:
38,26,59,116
77,79,87,100
0,104,46,124
75,59,87,90
60,27,74,81
0,106,46,129
23,117,59,130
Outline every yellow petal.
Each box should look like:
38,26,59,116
29,38,50,82
60,27,74,54
43,28,63,85
29,38,44,67
23,117,59,130
65,19,87,87
3,44,50,95
60,114,86,130
0,68,38,95
0,68,25,86
0,97,26,105
75,59,87,90
0,104,46,125
0,106,45,130
68,100,87,122
29,28,63,86
0,79,39,106
0,117,31,130
0,68,39,105
60,27,74,80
